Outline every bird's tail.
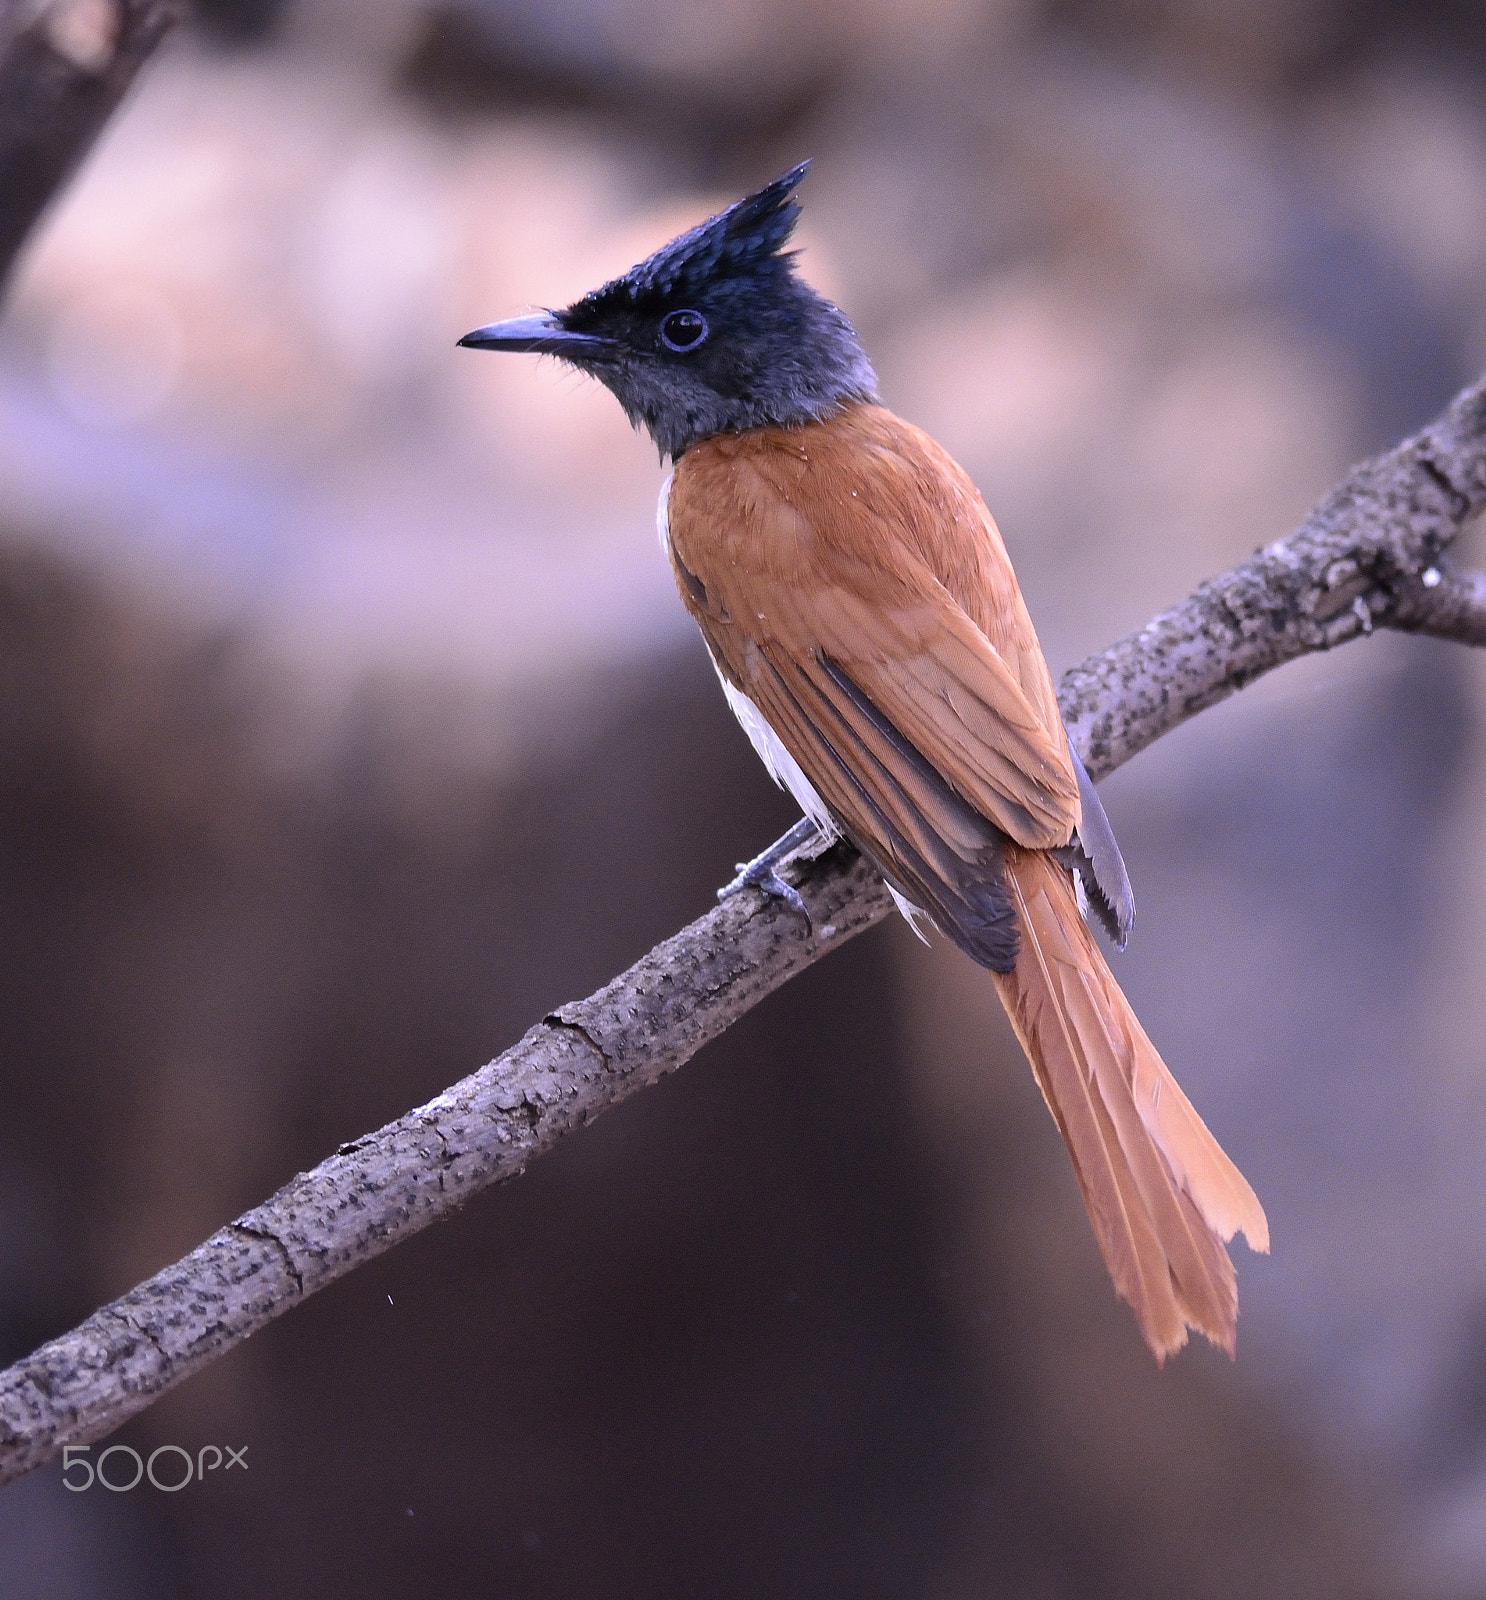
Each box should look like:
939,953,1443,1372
991,847,1269,1360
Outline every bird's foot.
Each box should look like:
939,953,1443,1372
717,817,821,929
722,859,810,925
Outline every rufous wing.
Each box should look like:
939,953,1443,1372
667,406,1081,965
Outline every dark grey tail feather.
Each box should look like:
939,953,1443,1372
1052,843,1126,948
1064,736,1134,947
945,854,1021,971
876,838,1020,972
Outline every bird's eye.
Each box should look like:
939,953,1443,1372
660,310,708,352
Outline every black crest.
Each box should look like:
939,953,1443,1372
460,162,878,459
565,162,810,321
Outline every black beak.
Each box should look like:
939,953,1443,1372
457,313,611,355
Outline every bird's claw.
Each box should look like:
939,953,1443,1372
718,859,812,931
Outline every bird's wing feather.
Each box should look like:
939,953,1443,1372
717,628,1027,968
667,409,1080,858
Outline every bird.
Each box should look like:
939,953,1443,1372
459,161,1269,1360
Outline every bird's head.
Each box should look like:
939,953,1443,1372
458,161,878,460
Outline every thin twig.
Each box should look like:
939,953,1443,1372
3,374,1486,1487
0,0,182,295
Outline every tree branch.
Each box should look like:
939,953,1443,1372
1060,373,1486,779
0,0,182,295
3,373,1486,1488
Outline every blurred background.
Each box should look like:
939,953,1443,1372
1,0,1486,1593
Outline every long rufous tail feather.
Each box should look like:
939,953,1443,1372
991,849,1269,1360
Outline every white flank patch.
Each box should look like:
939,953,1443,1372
656,473,673,558
885,882,933,945
1072,865,1091,923
712,667,838,842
